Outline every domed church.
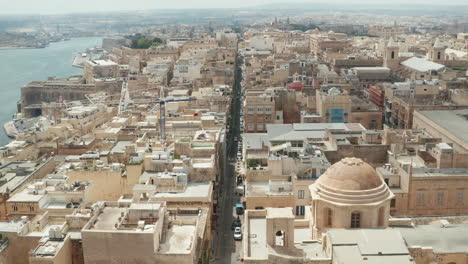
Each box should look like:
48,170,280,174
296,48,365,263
309,157,394,238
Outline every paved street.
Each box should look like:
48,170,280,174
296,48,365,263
213,53,243,264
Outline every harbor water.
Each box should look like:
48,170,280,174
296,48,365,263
0,37,102,145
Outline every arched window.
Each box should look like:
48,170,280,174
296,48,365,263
391,51,395,59
351,212,361,228
275,230,285,246
378,207,385,227
437,52,441,60
324,208,333,227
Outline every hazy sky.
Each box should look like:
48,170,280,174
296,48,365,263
1,0,467,15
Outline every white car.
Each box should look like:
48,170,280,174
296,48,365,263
233,226,242,240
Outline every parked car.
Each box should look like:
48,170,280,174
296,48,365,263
235,203,245,215
233,227,242,241
235,184,244,196
231,218,241,230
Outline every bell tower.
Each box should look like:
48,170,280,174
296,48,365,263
384,37,399,70
429,38,446,63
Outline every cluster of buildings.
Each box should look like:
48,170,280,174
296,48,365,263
1,20,468,264
0,29,240,264
236,26,468,264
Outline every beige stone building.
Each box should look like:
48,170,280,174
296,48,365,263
413,109,468,153
81,202,209,264
310,158,394,238
243,92,280,133
242,158,402,263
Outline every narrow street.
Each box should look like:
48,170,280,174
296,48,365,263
213,53,243,264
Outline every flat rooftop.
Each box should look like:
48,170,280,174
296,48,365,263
158,225,196,254
328,228,412,264
0,162,39,193
111,141,132,154
90,207,125,231
26,224,63,237
246,182,292,197
401,57,445,72
153,182,212,199
395,224,468,253
417,109,468,146
248,217,268,259
0,221,25,232
32,240,64,258
412,168,468,178
7,190,46,203
265,123,365,143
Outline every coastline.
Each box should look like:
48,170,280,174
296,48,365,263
0,37,103,146
0,46,46,50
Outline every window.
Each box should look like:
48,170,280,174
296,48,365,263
265,107,272,113
257,123,264,131
247,124,254,131
437,192,444,205
437,51,441,60
291,141,303,148
13,205,18,212
324,208,333,227
378,207,385,227
257,107,263,114
265,115,271,121
384,178,389,185
298,190,305,199
247,107,254,114
296,206,305,216
30,206,34,212
351,212,361,228
275,231,285,246
417,192,425,206
391,51,395,59
276,115,281,121
390,199,396,208
457,192,464,205
312,168,317,178
320,168,326,175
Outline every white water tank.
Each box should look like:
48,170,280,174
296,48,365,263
49,228,55,239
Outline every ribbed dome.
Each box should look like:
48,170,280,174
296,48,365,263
316,157,382,191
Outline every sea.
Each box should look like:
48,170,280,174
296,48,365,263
0,37,102,145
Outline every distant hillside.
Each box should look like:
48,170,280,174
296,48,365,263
250,2,468,15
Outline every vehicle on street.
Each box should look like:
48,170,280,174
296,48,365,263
236,184,244,196
233,226,242,240
235,203,244,215
237,176,243,185
231,218,241,230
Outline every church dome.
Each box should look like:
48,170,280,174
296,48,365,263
316,157,382,191
310,157,393,206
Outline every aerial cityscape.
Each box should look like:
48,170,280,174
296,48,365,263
0,1,468,263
